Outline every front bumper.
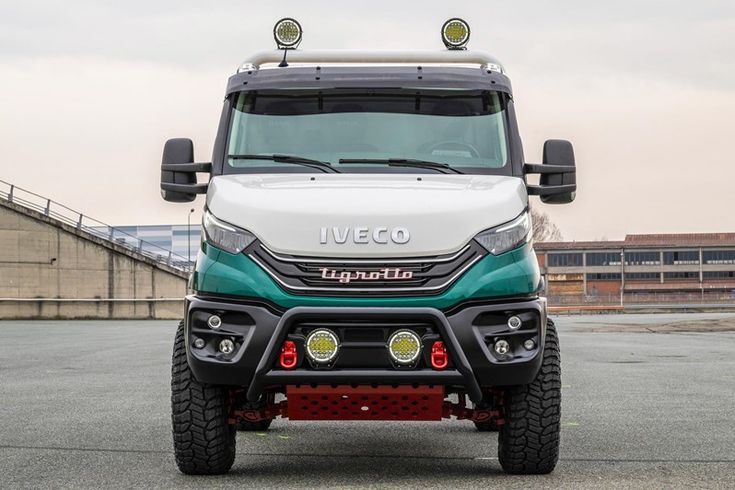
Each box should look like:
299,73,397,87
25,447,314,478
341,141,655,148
184,295,547,403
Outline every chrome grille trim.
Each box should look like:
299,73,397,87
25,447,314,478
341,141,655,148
259,243,473,265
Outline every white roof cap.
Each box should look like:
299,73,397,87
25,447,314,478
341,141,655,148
239,49,504,73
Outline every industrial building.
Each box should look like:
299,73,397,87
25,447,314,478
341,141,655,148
536,233,735,304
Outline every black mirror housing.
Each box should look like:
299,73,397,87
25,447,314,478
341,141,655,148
160,138,210,203
525,139,576,204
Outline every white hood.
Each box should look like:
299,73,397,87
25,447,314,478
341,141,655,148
206,174,527,258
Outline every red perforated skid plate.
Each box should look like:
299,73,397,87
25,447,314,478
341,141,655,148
286,385,445,421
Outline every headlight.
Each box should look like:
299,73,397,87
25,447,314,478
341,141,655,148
202,210,256,254
474,211,531,255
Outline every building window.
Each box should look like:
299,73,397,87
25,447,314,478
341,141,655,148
548,253,583,267
625,272,660,281
586,273,622,281
624,251,660,265
663,271,700,280
586,252,622,266
663,251,699,265
702,271,735,279
702,250,735,264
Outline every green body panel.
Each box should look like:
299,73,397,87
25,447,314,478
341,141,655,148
193,241,540,309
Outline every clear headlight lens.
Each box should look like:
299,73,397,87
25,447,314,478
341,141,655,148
474,211,532,255
202,210,256,254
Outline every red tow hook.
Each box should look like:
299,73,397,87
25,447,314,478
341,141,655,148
430,341,448,369
280,340,298,369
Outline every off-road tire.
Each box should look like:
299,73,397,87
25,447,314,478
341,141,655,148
171,321,236,475
497,319,561,474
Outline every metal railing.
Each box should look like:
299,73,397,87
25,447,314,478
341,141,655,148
0,179,191,272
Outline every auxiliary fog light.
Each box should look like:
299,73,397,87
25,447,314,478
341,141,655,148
388,330,422,365
494,339,510,356
193,337,205,349
305,329,340,364
207,314,222,330
441,18,470,50
523,339,536,351
219,338,235,355
274,17,302,49
507,315,522,330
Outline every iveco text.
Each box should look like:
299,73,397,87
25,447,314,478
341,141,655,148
160,17,577,476
319,226,410,245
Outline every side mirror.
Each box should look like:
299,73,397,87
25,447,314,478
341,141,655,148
525,139,576,204
160,138,211,203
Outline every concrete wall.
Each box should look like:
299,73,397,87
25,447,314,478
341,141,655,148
0,201,187,319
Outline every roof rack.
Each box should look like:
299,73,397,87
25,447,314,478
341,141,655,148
239,50,504,73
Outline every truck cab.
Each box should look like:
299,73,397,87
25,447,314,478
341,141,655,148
163,18,576,476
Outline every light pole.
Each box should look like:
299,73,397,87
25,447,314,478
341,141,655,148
187,208,195,271
620,249,625,307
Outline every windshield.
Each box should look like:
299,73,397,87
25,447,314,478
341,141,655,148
226,90,509,174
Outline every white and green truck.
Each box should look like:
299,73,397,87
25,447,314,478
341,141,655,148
161,18,576,475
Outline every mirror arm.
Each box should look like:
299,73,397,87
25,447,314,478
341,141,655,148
160,182,209,194
524,163,574,174
527,184,576,196
161,162,212,172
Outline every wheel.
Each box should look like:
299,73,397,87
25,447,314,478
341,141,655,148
171,320,236,475
497,318,561,474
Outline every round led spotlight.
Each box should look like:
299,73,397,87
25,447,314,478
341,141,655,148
305,329,339,364
387,330,422,365
274,17,302,49
441,18,470,50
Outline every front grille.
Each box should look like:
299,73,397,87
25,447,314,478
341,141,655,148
247,241,486,296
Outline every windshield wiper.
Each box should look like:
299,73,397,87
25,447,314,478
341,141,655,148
338,158,464,174
228,154,340,173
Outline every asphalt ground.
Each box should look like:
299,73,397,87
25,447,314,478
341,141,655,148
1,313,734,489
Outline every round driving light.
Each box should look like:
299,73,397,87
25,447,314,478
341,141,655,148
207,314,222,330
305,329,339,364
441,18,470,50
507,316,522,330
523,339,536,350
193,338,205,349
219,338,235,355
274,17,302,49
494,339,510,356
387,330,422,364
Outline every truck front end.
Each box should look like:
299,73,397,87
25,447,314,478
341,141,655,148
162,18,576,476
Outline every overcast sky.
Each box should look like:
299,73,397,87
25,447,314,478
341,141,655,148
1,0,734,240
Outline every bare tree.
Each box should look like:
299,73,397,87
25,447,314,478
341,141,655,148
530,206,562,242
